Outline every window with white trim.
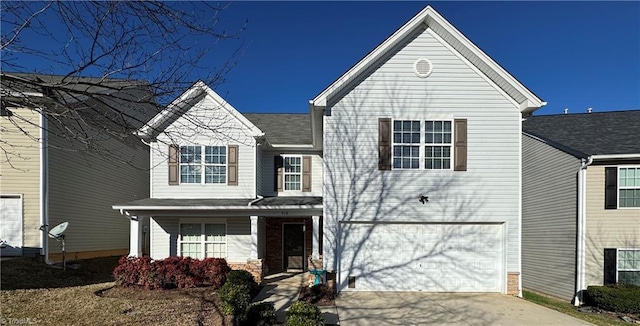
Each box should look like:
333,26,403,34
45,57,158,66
179,222,226,259
392,120,452,170
180,145,226,184
617,249,640,286
619,167,640,208
284,156,302,190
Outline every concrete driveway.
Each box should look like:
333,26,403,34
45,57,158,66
335,292,593,325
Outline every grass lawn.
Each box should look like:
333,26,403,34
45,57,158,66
522,290,629,326
0,257,232,325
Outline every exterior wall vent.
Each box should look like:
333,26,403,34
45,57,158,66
413,58,433,78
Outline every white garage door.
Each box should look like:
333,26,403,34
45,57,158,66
1,195,24,256
339,223,503,292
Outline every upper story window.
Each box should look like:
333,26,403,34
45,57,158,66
392,120,452,170
284,156,302,190
619,167,640,208
179,145,226,184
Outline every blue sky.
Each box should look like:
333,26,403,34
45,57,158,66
4,2,640,116
214,1,640,116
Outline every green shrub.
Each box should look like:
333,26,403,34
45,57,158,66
285,301,324,326
219,282,252,316
239,302,277,326
586,284,640,314
226,270,258,290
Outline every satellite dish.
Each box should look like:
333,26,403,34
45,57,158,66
48,222,68,238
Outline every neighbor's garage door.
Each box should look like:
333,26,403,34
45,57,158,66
1,195,23,256
339,223,503,292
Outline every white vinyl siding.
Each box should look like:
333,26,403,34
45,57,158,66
151,93,257,198
323,26,521,283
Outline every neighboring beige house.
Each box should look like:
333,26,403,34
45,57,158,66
522,110,640,305
0,73,153,261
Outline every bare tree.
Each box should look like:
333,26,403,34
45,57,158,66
1,1,247,167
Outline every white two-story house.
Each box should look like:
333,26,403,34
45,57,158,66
115,5,546,294
113,82,324,281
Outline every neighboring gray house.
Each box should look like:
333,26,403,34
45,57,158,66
311,5,545,294
522,110,640,304
0,73,152,261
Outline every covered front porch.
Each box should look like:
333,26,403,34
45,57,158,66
113,197,323,282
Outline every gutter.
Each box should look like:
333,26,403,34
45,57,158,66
248,196,264,206
39,111,53,265
574,155,593,306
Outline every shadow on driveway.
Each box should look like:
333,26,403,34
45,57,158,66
335,292,593,325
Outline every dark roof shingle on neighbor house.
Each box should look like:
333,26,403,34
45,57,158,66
523,110,640,156
244,113,312,145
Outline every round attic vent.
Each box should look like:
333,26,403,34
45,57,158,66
413,58,433,78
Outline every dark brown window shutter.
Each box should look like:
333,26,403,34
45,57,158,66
604,167,617,209
378,118,391,170
603,248,617,285
168,145,179,185
274,155,283,192
227,145,238,186
302,156,312,192
454,119,467,171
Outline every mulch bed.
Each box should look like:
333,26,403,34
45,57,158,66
298,284,335,306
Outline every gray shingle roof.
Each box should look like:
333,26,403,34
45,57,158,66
523,110,640,156
244,113,312,145
113,196,322,208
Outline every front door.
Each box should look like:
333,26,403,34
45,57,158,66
283,224,305,271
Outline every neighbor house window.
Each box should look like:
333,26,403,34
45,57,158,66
179,222,227,259
392,120,452,170
619,167,640,208
180,145,226,184
617,249,640,286
284,156,302,190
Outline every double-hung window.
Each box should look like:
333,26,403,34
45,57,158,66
617,249,640,285
392,120,452,170
284,156,302,190
179,222,227,259
180,145,226,184
619,167,640,208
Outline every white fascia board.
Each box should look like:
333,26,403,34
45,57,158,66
591,154,640,160
269,144,315,149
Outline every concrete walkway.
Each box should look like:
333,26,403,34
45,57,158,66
336,292,593,326
253,272,339,325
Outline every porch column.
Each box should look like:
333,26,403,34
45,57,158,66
312,216,320,259
129,216,143,257
250,216,258,260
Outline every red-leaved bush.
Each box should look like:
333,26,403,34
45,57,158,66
113,256,230,290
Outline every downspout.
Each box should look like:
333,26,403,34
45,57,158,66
39,112,53,265
248,195,264,206
574,156,593,306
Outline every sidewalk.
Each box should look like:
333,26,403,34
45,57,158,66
253,272,339,325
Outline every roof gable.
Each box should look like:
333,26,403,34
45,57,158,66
311,5,545,114
523,110,640,156
138,81,263,140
